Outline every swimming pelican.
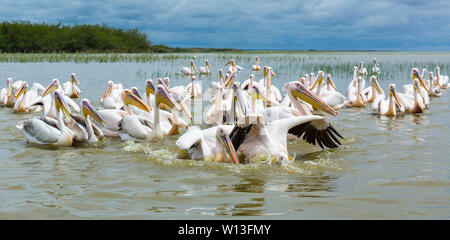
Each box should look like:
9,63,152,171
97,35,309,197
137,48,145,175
371,58,379,75
39,79,81,119
346,77,367,107
363,76,385,103
0,78,16,107
435,67,449,89
225,59,243,73
402,68,430,108
359,62,368,76
185,76,202,98
258,66,282,104
229,114,343,163
16,91,74,146
428,72,441,97
100,80,123,109
69,98,105,143
13,82,43,113
176,125,239,163
199,60,211,75
398,79,426,113
240,74,255,91
115,89,153,141
372,84,404,116
252,56,261,72
180,60,196,75
63,73,81,98
309,72,347,109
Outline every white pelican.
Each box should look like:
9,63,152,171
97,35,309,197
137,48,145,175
199,60,211,75
39,79,81,119
100,80,123,109
372,84,404,116
0,78,16,107
258,66,282,105
229,114,343,163
115,89,153,141
435,67,449,89
363,76,385,103
176,125,239,164
63,73,81,98
309,72,347,109
16,91,74,146
185,76,202,98
205,85,225,125
180,60,196,75
421,68,427,81
402,68,430,108
346,77,367,108
69,99,105,143
252,56,261,72
347,66,360,94
240,74,255,91
371,58,379,75
359,62,368,76
428,72,441,97
225,59,243,73
147,84,182,141
13,82,43,113
398,79,426,113
259,81,338,125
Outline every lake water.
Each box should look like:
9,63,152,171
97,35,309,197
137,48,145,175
0,52,449,219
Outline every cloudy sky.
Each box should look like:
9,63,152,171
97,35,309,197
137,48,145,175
1,0,450,50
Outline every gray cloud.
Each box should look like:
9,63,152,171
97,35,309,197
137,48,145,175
0,0,449,50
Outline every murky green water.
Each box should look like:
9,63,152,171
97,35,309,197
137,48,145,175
0,52,449,219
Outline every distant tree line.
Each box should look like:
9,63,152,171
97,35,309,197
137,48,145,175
0,21,240,53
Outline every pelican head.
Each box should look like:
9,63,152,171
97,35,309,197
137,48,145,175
163,77,170,87
54,91,71,119
205,60,210,68
146,79,155,96
389,84,402,109
373,58,378,65
41,79,60,97
81,98,105,126
131,87,143,100
216,127,239,164
231,82,246,116
370,76,383,94
256,56,260,64
250,74,254,80
277,152,291,166
101,81,114,103
155,84,180,111
190,60,196,72
310,71,325,90
71,73,80,86
289,81,337,116
15,82,28,99
412,68,430,92
225,59,236,67
225,72,236,88
326,74,336,90
122,89,152,112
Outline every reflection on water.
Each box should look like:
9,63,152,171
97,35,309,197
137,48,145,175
0,52,449,219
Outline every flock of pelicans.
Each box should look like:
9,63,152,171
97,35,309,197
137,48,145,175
0,57,449,166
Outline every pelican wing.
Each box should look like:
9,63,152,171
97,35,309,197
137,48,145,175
284,117,343,149
176,126,204,150
229,124,253,151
